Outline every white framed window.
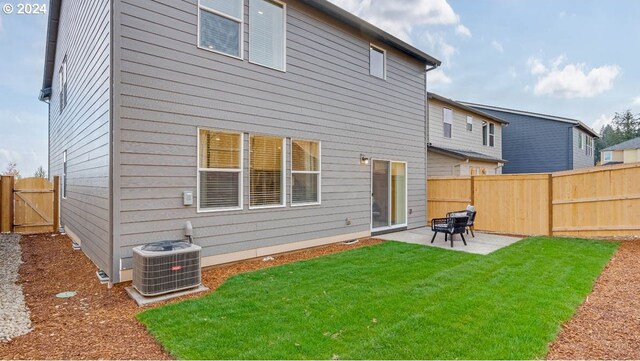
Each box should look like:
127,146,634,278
578,132,584,149
369,45,386,79
62,150,67,199
603,151,612,162
489,123,495,147
250,134,285,208
197,129,243,212
443,108,452,138
291,140,320,206
586,136,593,156
198,0,244,59
482,122,488,146
59,56,68,113
249,0,286,71
466,116,473,131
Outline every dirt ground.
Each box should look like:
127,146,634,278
547,241,640,360
0,233,381,360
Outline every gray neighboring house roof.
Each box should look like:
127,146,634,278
429,145,507,163
428,93,509,125
460,101,599,138
39,0,441,101
603,136,640,151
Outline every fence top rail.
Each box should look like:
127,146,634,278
427,176,472,180
473,174,551,181
553,162,640,178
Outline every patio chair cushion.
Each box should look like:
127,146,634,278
450,211,468,218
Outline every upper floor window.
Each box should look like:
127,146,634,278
291,140,320,206
198,0,243,58
489,123,495,147
59,56,68,112
603,151,612,162
250,135,285,208
586,136,593,156
466,116,473,131
198,129,243,211
578,132,584,149
62,150,67,199
482,123,488,146
443,108,452,138
249,0,286,71
370,45,386,79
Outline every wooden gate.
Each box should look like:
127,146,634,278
0,176,59,234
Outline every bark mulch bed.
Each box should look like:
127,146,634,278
0,233,381,360
547,240,640,360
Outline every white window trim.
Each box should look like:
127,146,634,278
369,44,387,80
603,151,613,162
466,115,473,132
62,150,67,199
197,0,245,60
248,0,287,72
586,136,593,156
482,122,488,146
196,128,244,213
489,123,495,147
249,135,286,210
443,107,453,139
291,139,321,207
578,132,584,149
369,159,408,232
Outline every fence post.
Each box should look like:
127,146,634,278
53,176,60,232
1,176,15,233
470,176,475,205
548,173,553,236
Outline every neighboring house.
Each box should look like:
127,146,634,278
427,93,508,176
39,0,440,283
601,136,640,165
461,102,598,174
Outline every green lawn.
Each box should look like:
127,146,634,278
137,237,618,360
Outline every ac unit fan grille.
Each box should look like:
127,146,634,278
133,247,201,296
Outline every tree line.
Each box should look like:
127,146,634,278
1,162,46,179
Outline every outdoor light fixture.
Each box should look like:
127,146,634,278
360,154,370,165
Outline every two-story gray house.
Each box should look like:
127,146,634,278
461,102,598,174
427,93,508,176
39,0,440,284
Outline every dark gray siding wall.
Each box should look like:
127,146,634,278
112,0,427,278
48,0,111,272
476,109,573,173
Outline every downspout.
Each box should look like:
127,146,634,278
425,64,438,225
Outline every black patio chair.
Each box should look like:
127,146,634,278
447,208,477,237
430,216,469,248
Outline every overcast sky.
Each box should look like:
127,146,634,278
1,1,639,175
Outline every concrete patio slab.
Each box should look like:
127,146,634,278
374,228,523,255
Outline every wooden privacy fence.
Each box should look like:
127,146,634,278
427,163,640,238
0,176,59,234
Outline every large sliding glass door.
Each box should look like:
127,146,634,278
372,160,407,232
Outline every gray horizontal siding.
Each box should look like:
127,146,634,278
572,128,595,169
114,0,427,275
49,0,111,273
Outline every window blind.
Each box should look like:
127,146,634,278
443,108,452,138
199,0,242,57
198,129,242,210
249,0,285,70
250,135,284,207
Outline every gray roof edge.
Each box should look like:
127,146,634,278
428,145,508,163
428,92,509,125
39,0,62,101
603,136,640,151
298,0,440,67
460,101,599,138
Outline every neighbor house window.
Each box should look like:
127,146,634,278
603,151,612,162
250,135,285,208
370,45,385,79
489,123,495,147
291,140,320,205
586,136,593,156
62,150,67,199
249,0,286,71
198,129,243,211
443,108,453,138
578,132,584,149
198,0,243,58
466,116,473,131
59,56,68,112
482,123,488,146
